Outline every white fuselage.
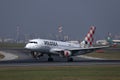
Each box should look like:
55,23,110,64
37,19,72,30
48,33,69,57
25,39,80,53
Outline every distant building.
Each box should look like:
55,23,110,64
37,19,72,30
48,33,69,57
4,38,15,43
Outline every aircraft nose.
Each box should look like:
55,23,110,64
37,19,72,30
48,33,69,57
25,43,39,49
25,44,30,49
25,44,33,49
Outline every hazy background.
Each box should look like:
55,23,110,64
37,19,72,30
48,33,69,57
0,0,120,41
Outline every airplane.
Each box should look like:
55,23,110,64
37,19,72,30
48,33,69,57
106,34,120,47
25,26,108,61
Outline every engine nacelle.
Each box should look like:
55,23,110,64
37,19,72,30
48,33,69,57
63,50,72,57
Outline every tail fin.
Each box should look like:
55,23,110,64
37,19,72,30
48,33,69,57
106,33,113,45
80,26,96,48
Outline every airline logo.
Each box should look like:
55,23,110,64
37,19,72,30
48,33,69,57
85,26,96,46
44,41,58,46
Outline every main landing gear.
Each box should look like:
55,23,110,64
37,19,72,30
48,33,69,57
48,54,54,62
31,51,73,62
67,57,73,62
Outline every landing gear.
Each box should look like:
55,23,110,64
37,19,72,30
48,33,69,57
48,54,54,62
31,51,43,60
48,57,53,62
67,57,73,62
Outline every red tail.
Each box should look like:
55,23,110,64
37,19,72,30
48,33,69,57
84,26,96,46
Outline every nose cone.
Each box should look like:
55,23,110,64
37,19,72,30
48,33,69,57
25,44,35,49
25,44,31,49
25,43,40,50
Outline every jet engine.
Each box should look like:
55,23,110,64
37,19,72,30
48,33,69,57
63,50,72,57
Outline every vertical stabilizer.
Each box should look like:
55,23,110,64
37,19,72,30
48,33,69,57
80,26,96,48
106,32,113,45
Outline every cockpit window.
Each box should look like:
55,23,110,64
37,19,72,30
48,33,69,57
29,41,38,44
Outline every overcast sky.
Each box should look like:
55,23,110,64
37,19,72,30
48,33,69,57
0,0,120,40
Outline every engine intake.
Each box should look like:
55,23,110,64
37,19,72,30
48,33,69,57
63,50,72,57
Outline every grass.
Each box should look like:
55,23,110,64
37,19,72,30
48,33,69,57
0,65,120,80
0,42,25,48
86,49,120,60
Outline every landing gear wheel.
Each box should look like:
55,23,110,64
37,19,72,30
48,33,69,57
48,57,53,62
67,58,73,62
48,54,54,62
31,51,37,58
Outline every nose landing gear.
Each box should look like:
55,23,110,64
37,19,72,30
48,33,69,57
31,51,43,60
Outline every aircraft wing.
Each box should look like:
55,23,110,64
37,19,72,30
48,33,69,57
50,46,109,55
69,46,109,51
71,46,109,55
